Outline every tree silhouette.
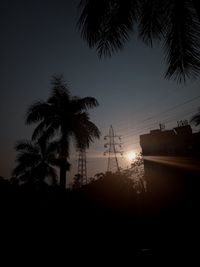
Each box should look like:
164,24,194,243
78,0,200,82
12,137,58,185
191,108,200,127
72,174,82,189
94,172,105,180
26,75,100,189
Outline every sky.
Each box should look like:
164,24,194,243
1,0,200,184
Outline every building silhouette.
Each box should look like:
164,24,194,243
140,123,200,206
140,124,200,157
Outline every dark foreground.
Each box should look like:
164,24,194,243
0,175,200,264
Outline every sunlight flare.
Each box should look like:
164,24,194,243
127,151,136,162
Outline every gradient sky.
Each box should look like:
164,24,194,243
1,0,200,184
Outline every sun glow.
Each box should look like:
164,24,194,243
127,151,137,162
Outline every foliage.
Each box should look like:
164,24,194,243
12,138,58,185
24,75,100,188
78,0,200,82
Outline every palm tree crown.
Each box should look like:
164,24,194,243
78,0,200,82
13,138,58,185
26,76,100,188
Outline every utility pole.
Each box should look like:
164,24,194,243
159,123,165,131
77,148,87,186
104,125,123,172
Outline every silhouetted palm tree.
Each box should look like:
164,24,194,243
191,108,200,126
13,137,58,185
26,76,100,189
78,0,200,82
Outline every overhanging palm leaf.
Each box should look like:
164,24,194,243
79,0,138,57
192,0,200,21
164,0,200,82
78,0,200,82
139,0,166,46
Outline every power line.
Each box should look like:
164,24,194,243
120,108,199,147
109,86,183,131
116,98,200,137
141,95,200,123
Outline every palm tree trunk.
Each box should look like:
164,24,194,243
59,134,69,189
60,163,66,189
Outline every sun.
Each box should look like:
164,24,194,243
127,151,137,162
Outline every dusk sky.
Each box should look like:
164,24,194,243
1,0,200,183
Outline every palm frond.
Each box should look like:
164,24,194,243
46,166,58,185
78,0,200,82
32,119,59,141
26,101,52,125
48,76,71,104
83,120,101,140
50,75,70,93
72,114,100,149
13,138,59,185
15,140,38,154
78,0,109,47
138,0,166,46
12,164,27,177
32,120,49,140
47,140,60,152
14,171,32,183
78,0,138,57
192,0,200,21
164,1,200,82
15,152,40,167
72,96,99,112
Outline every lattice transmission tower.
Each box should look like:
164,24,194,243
104,125,123,172
77,148,87,186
